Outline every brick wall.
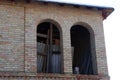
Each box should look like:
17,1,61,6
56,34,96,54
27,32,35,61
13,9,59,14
0,5,24,71
0,1,109,80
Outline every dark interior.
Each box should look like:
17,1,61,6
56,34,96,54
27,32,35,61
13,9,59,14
37,22,61,73
71,25,94,75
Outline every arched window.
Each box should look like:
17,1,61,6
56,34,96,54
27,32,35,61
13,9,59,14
37,21,62,73
71,25,97,75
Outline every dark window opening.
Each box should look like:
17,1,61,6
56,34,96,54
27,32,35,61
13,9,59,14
37,22,62,73
71,25,95,75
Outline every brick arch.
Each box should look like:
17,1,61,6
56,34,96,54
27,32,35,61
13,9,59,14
37,19,63,34
37,18,64,60
37,19,63,53
70,22,98,75
72,22,95,36
36,19,64,73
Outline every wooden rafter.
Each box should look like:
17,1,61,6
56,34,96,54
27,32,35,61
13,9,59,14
10,0,31,3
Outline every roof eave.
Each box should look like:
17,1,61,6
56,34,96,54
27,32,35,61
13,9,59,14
38,0,114,19
11,0,114,19
101,7,114,19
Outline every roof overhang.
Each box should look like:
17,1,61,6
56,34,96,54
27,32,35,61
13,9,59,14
38,0,114,19
11,0,114,19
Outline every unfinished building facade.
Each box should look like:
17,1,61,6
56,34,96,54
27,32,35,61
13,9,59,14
0,0,114,80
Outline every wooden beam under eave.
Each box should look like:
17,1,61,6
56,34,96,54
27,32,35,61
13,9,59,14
58,3,65,7
10,0,13,1
26,0,31,3
10,0,30,3
73,5,80,8
10,0,18,3
102,10,107,19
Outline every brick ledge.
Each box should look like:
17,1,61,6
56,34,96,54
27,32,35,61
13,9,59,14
0,72,110,80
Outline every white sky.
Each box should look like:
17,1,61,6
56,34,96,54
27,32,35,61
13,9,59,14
103,0,120,80
44,0,114,6
46,0,120,80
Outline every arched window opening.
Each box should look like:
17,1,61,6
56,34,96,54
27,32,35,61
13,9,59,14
37,22,62,73
71,25,97,75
